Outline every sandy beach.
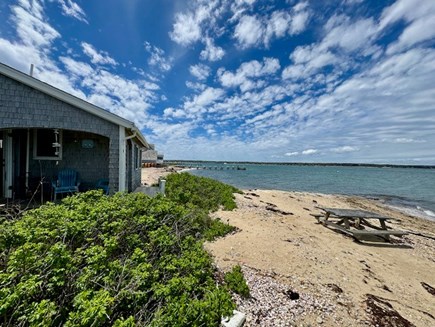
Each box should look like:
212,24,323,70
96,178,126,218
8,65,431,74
140,166,183,186
142,168,435,326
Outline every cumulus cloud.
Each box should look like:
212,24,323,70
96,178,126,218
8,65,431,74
11,2,60,48
144,42,172,72
285,151,299,156
321,15,378,52
392,138,426,144
200,37,225,61
331,146,359,153
170,11,202,46
169,0,222,46
57,0,88,23
81,42,118,66
189,63,211,80
218,57,280,91
289,2,310,34
380,0,435,54
234,15,264,48
302,149,318,155
185,87,225,111
234,2,310,48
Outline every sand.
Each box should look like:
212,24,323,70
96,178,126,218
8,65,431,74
140,166,182,186
141,168,435,326
206,190,435,326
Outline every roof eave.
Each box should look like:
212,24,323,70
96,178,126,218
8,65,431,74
0,62,150,148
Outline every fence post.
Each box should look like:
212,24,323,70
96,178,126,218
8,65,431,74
159,179,166,196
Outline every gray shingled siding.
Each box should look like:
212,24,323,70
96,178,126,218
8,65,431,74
130,142,142,191
0,73,142,194
28,131,110,189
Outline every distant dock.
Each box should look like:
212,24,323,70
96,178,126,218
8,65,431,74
179,165,246,171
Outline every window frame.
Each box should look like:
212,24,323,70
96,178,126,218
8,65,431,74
33,129,63,160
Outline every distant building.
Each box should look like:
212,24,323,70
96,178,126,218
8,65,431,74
142,147,164,167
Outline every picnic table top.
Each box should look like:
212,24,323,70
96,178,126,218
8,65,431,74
320,208,389,219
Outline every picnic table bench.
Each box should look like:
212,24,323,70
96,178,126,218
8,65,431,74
312,208,408,242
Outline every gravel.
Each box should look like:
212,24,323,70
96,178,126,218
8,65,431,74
231,266,339,327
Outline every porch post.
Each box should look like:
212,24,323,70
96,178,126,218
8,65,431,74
3,130,13,198
118,126,126,192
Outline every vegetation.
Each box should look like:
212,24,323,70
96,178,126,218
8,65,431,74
224,265,250,299
165,172,242,212
0,174,242,327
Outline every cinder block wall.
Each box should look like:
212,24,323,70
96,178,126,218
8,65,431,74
0,73,120,193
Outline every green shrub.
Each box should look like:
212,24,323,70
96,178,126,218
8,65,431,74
0,191,235,326
224,265,250,298
165,173,242,212
165,173,240,241
203,219,236,241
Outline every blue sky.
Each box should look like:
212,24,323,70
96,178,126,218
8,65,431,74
1,0,435,164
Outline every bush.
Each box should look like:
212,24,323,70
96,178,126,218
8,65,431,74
165,173,242,212
224,265,250,298
0,191,235,326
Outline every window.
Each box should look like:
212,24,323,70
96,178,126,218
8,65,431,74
33,129,62,160
134,146,141,169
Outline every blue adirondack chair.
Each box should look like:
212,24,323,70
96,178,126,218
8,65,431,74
95,178,109,195
52,169,80,200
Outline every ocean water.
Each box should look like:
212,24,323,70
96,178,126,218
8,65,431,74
185,163,435,221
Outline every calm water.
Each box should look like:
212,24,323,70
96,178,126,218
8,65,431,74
186,164,435,220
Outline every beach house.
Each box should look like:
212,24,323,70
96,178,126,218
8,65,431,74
142,147,164,167
0,62,151,200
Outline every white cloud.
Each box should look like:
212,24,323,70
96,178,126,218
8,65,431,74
321,16,378,52
264,11,292,46
234,15,264,48
392,138,426,144
234,3,310,48
290,2,310,34
170,11,202,46
186,81,207,91
379,0,435,30
302,149,318,155
81,42,118,66
218,57,280,91
189,63,211,80
57,0,88,23
144,42,172,71
285,151,299,156
282,44,339,81
185,87,225,109
200,37,225,61
169,0,223,46
60,56,93,78
11,3,60,48
331,146,359,153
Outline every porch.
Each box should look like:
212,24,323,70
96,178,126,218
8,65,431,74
1,128,110,202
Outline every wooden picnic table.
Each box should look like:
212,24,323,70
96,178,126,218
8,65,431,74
314,208,408,241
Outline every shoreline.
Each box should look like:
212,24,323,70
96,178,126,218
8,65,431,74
142,166,435,222
206,190,435,327
141,167,435,326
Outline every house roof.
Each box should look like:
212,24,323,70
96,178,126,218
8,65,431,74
0,62,150,149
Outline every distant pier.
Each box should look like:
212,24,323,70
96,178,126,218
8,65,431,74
180,165,246,171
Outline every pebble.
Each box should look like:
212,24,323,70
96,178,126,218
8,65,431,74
230,266,336,327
